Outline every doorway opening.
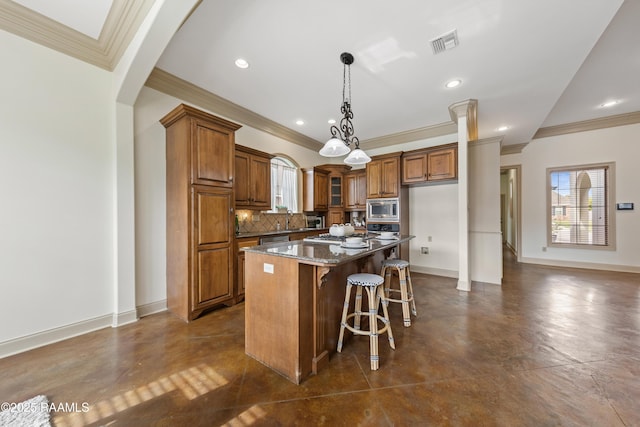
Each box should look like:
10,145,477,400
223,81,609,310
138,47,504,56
500,165,521,261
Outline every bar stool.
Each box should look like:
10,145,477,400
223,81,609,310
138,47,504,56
381,259,417,327
337,273,395,370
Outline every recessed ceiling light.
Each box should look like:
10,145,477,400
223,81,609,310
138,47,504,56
497,126,509,132
445,79,462,88
600,100,619,108
235,58,249,69
328,119,336,124
295,120,305,126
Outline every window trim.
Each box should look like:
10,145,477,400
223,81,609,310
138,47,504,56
546,162,616,250
270,155,300,213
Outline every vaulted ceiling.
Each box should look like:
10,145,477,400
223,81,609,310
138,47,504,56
3,0,639,153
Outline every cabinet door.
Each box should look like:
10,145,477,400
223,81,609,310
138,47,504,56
380,157,400,197
345,174,358,209
366,160,382,198
328,210,344,225
345,171,367,209
250,155,271,207
402,153,428,184
356,172,367,208
196,247,233,307
234,151,251,206
329,175,343,208
236,237,259,298
427,148,457,181
193,187,233,309
315,171,329,210
192,119,234,187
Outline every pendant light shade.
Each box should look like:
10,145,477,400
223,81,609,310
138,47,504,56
319,52,370,164
344,148,371,165
319,137,350,157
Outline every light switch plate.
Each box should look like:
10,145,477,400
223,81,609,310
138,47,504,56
616,202,634,210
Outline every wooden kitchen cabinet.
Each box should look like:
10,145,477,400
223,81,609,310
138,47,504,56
318,164,351,208
401,143,457,185
428,145,457,181
161,104,240,322
366,152,401,198
302,167,329,211
327,209,344,225
345,169,367,210
235,145,274,210
236,236,260,301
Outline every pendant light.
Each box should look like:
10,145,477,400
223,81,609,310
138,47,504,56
319,52,371,165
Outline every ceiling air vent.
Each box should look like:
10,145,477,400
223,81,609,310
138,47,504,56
430,29,459,54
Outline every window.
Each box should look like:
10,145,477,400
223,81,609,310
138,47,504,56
547,162,615,249
271,157,298,212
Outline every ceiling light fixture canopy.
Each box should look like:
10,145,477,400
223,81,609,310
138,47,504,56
319,52,371,165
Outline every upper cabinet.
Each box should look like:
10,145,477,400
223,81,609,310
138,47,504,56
367,152,401,198
235,145,274,210
302,167,329,211
317,164,351,209
401,143,458,185
345,169,367,210
161,105,236,188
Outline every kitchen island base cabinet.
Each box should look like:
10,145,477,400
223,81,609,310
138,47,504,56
244,251,384,384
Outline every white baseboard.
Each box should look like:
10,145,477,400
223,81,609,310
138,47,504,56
521,257,640,273
0,301,167,358
137,300,167,317
112,309,138,327
0,314,112,359
410,265,458,278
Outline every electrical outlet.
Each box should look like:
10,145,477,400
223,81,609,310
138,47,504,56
428,236,432,242
542,246,547,252
421,247,429,254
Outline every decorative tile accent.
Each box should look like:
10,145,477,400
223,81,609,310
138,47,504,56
236,210,306,234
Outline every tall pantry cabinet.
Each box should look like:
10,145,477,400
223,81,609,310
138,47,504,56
160,104,241,322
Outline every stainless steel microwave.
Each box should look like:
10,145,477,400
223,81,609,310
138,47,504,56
366,198,400,223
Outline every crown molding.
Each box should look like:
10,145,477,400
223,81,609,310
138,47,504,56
500,142,528,155
362,121,457,149
147,67,466,153
0,0,155,70
533,111,640,139
145,68,322,151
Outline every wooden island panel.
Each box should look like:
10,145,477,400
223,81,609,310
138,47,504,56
244,248,385,383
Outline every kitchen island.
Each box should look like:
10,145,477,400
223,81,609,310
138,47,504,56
243,235,414,383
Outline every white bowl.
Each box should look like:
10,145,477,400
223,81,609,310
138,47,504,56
380,232,394,238
345,237,363,245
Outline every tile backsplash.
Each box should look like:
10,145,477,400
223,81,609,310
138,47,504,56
236,210,307,234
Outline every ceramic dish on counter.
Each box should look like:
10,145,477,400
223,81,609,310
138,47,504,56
376,234,397,240
340,242,368,249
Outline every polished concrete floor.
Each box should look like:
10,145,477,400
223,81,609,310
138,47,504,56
2,251,639,426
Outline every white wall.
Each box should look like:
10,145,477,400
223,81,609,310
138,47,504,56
133,87,327,308
501,123,640,271
469,139,502,284
0,32,115,344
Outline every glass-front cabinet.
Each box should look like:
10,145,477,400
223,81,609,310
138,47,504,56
330,175,343,207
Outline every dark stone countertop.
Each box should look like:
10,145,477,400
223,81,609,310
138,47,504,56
243,235,414,266
236,228,329,239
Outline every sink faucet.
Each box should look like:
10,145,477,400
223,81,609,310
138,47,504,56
286,210,292,230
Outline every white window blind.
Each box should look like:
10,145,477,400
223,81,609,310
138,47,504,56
548,163,613,247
